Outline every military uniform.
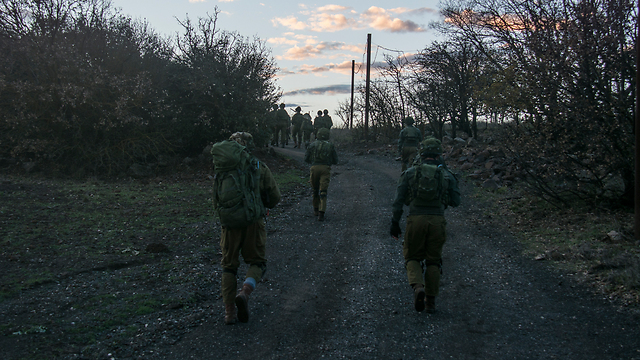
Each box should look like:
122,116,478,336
398,117,422,172
322,109,333,130
301,113,314,148
274,104,290,147
313,110,324,138
304,128,338,221
291,107,304,148
215,132,281,324
390,137,460,313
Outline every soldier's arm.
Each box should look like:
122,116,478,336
446,170,461,207
260,164,281,208
391,172,411,222
304,144,313,164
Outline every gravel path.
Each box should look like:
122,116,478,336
158,146,639,360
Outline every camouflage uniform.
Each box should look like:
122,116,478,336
215,132,281,324
390,137,460,313
304,128,338,221
398,117,422,172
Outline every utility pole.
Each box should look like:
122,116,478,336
350,60,355,129
633,1,640,240
365,33,371,140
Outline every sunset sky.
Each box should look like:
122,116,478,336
109,0,444,125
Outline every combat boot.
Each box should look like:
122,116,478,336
425,296,436,313
413,284,425,312
318,211,325,221
235,283,254,323
224,303,237,325
314,208,319,216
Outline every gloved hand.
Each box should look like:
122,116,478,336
390,220,401,239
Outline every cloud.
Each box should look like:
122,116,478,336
188,0,207,2
270,34,363,60
362,6,425,32
272,5,432,33
284,84,352,96
280,61,360,77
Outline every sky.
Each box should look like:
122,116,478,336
109,0,445,126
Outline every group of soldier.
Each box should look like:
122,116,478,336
213,114,460,325
268,104,333,149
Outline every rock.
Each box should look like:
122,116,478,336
607,231,624,243
482,179,500,191
460,162,474,171
467,138,479,147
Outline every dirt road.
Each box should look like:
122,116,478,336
159,146,639,359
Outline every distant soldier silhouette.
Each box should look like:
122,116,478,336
304,128,338,221
398,116,422,172
291,106,304,148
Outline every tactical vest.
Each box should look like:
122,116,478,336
313,141,333,165
407,163,449,208
402,126,421,146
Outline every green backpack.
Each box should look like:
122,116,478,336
408,163,448,207
211,140,265,228
313,140,333,164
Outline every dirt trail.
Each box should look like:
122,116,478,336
159,146,639,360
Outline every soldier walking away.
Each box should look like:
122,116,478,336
322,109,333,130
304,128,338,221
269,104,279,146
291,106,304,148
313,110,324,138
275,103,290,147
301,112,314,148
398,116,422,172
211,132,281,324
389,137,460,313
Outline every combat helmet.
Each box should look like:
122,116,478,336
295,106,301,112
317,110,323,116
403,116,415,125
280,103,286,109
229,132,255,151
317,128,330,140
420,136,442,156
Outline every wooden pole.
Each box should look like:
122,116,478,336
633,1,640,240
350,60,355,129
365,33,371,140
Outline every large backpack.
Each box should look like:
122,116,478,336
211,140,265,228
313,140,333,164
407,163,449,207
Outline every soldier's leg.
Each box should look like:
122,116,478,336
310,166,320,215
236,219,267,323
318,166,331,213
220,227,242,324
404,215,429,311
423,215,447,297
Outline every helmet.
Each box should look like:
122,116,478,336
272,104,278,110
420,137,442,156
295,106,301,112
323,109,329,115
229,132,255,151
403,116,414,125
317,110,323,116
317,128,330,140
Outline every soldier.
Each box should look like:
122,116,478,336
269,104,279,146
291,106,304,148
313,110,324,138
322,109,333,130
390,137,460,313
212,132,281,324
301,112,314,148
304,128,338,221
275,103,290,147
398,116,422,172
